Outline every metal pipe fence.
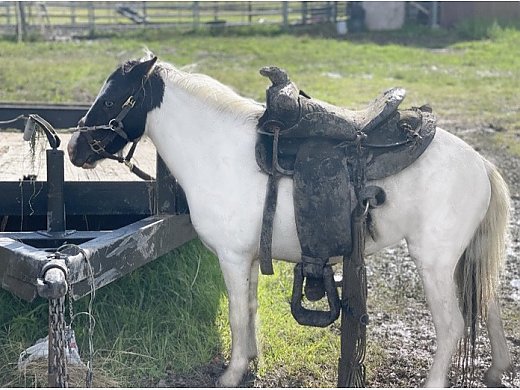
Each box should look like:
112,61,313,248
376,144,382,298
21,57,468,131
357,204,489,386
0,1,348,38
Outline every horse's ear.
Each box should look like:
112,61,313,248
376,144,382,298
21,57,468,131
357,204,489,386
129,56,158,80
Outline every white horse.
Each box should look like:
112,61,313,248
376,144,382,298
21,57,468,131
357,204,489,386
67,55,513,387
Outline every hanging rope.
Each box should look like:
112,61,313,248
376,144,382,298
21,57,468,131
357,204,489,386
58,244,97,388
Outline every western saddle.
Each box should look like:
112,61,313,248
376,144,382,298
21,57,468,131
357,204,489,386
255,66,436,386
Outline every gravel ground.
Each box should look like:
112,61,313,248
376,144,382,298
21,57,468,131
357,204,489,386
157,126,520,388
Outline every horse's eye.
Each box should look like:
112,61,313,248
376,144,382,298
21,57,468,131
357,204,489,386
104,100,114,108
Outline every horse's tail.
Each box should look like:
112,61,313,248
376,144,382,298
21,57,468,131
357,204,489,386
455,158,510,384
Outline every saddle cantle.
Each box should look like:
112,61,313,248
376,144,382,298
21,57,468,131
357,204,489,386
256,66,437,328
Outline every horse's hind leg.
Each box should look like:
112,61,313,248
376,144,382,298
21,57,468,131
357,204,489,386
484,299,513,386
408,244,465,387
217,253,254,387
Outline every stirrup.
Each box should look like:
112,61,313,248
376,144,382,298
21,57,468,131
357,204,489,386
290,263,340,327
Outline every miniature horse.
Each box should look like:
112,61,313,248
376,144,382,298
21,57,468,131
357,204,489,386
67,55,513,387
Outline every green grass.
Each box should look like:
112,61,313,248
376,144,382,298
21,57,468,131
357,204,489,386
1,240,227,386
1,25,518,129
256,262,338,386
1,25,520,387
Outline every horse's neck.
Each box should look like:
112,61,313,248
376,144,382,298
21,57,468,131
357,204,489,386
146,82,263,197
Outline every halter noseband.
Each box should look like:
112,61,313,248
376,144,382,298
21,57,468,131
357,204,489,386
77,70,153,180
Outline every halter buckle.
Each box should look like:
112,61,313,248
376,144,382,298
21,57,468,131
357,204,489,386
123,96,136,108
123,160,134,170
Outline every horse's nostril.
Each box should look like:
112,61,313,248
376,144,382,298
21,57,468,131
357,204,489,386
78,116,86,127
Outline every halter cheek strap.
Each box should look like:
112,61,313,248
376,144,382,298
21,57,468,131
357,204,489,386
76,68,155,181
108,95,136,141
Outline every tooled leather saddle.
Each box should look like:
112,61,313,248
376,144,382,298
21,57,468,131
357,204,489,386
255,66,436,329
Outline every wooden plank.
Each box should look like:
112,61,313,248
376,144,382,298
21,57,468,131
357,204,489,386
0,102,89,129
0,132,157,182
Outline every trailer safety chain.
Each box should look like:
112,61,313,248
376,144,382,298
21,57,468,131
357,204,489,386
38,254,70,388
41,246,96,388
49,296,69,388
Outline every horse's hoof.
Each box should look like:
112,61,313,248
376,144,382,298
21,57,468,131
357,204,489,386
216,370,242,388
484,368,505,387
248,351,258,362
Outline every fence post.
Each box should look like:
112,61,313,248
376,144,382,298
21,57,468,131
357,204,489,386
7,2,12,25
142,1,147,26
88,2,94,37
431,1,439,28
70,2,75,26
15,1,27,43
193,1,199,29
282,1,288,27
301,1,307,25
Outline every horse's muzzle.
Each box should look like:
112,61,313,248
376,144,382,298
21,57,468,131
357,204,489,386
67,130,90,168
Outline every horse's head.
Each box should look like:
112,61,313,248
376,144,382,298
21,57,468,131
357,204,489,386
67,55,164,168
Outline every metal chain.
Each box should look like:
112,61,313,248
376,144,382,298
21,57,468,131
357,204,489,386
58,254,74,325
49,296,69,388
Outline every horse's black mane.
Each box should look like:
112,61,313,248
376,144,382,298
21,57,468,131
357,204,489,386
122,60,140,74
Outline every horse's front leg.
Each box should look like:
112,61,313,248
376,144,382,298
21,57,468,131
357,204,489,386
217,252,255,387
247,258,260,360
